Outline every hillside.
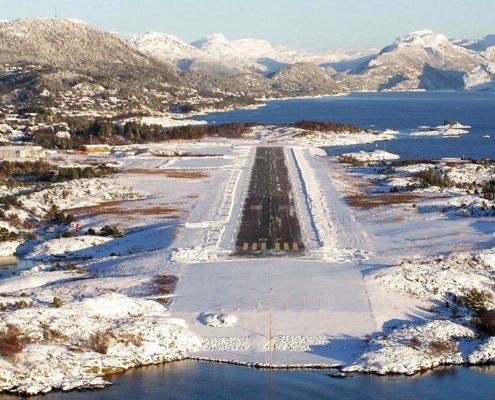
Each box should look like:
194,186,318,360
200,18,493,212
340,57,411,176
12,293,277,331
267,63,341,96
0,18,181,102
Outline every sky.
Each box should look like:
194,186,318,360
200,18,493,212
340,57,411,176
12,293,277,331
1,0,494,50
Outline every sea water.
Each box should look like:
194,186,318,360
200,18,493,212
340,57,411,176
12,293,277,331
3,361,495,400
196,91,495,160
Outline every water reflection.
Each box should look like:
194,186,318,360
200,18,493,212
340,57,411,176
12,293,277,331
0,256,34,276
3,361,495,400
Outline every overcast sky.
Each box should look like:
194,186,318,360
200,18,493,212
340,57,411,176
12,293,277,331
1,0,494,50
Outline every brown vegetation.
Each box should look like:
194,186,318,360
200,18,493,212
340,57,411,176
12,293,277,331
122,169,209,179
69,201,182,217
338,155,367,166
409,336,422,349
293,120,363,134
149,275,179,304
0,325,31,362
461,287,493,312
87,330,114,354
428,340,459,355
346,193,420,209
472,310,495,336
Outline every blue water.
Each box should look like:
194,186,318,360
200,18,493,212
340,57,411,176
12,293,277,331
196,91,495,160
3,361,495,400
0,257,34,277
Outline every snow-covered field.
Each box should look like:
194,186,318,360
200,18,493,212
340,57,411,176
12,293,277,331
1,131,495,394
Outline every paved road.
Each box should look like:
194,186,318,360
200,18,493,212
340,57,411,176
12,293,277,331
235,147,304,254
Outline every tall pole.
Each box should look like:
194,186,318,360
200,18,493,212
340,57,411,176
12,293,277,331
269,286,273,364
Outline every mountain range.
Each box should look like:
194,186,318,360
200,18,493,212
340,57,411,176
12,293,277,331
126,31,375,76
123,28,495,92
1,18,495,109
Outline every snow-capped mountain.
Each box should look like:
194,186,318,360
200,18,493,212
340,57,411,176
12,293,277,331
127,32,241,76
191,33,377,71
455,35,495,52
127,32,377,76
3,18,495,99
335,30,484,91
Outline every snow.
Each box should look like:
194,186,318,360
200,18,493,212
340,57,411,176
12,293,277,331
341,150,400,161
128,31,377,75
464,62,495,91
394,30,451,50
119,114,207,128
203,314,238,328
2,134,495,394
410,122,471,136
249,126,399,147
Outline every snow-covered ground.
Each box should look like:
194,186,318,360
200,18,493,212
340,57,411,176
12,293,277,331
341,149,400,162
410,122,471,136
1,132,495,394
246,126,399,147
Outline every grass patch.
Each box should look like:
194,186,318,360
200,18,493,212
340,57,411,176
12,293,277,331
0,325,32,362
69,202,182,217
149,275,179,304
346,193,421,209
87,330,114,354
122,169,209,179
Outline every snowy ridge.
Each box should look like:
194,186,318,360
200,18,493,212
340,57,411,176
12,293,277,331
127,31,376,75
386,30,452,52
464,62,495,91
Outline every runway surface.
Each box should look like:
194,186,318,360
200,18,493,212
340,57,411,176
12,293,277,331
235,147,304,254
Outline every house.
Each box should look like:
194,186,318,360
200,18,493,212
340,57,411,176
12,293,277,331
55,131,71,139
81,144,111,154
433,158,471,168
0,146,46,159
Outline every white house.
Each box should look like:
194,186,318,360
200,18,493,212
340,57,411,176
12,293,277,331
0,146,46,159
